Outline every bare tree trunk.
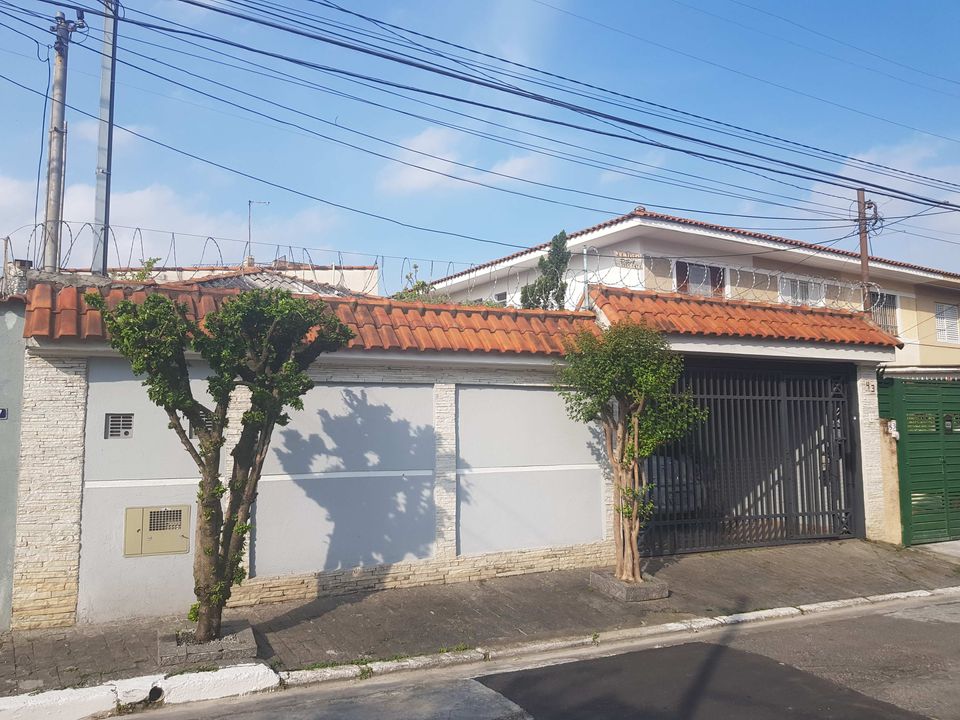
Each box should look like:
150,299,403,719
194,455,226,643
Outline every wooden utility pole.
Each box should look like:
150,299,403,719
856,188,874,312
42,10,85,272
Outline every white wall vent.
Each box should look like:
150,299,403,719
188,410,214,439
105,413,134,439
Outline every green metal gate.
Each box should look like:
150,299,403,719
883,379,960,544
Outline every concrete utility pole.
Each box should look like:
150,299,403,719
92,0,120,276
42,10,85,272
856,188,877,312
246,200,269,267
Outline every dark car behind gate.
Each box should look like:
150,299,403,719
642,360,858,555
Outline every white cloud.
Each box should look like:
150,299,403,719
0,175,340,269
376,127,464,195
71,120,148,151
376,126,547,197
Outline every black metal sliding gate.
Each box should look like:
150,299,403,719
642,361,858,555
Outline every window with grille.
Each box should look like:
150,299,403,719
493,291,508,306
104,413,134,439
188,411,214,439
936,302,960,344
779,277,825,306
148,508,183,532
868,291,898,335
676,261,724,297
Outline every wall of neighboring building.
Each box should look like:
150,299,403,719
912,286,960,366
0,303,25,630
48,355,611,623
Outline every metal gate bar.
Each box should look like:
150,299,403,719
642,361,857,555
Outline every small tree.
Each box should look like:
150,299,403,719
557,322,707,583
521,230,570,310
86,289,353,641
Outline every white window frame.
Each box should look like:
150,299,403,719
935,302,960,344
672,260,727,298
868,291,899,336
778,274,827,307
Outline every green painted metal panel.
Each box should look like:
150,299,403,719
894,379,960,545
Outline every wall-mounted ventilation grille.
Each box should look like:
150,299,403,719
148,508,182,532
105,413,134,439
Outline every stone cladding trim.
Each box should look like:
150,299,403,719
229,541,614,607
856,366,888,542
11,351,88,629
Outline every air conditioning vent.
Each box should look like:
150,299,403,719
105,413,134,439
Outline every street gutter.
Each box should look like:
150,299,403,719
2,586,959,720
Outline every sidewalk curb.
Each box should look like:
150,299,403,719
3,585,959,718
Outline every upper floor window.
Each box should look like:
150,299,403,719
779,277,825,306
935,302,960,344
676,261,724,298
868,291,898,336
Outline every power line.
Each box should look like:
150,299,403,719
727,0,960,88
0,71,533,252
3,6,869,226
27,0,960,211
667,0,960,101
528,0,960,147
136,1,960,210
4,12,863,228
301,0,960,194
108,14,863,218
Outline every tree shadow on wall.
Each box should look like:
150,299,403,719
259,388,439,574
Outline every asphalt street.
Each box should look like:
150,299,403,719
152,596,960,719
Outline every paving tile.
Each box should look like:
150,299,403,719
3,540,959,696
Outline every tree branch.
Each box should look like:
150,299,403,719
165,408,204,470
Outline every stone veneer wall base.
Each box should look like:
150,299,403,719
229,542,614,607
10,353,88,630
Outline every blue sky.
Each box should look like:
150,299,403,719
2,0,959,291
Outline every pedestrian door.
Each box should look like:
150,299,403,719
887,380,960,544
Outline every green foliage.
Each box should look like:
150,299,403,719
115,256,161,282
86,288,353,636
521,231,570,310
392,265,438,302
187,603,200,623
557,321,707,460
557,321,706,581
617,485,655,522
392,264,500,307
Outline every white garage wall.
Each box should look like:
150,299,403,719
456,386,604,555
253,383,437,576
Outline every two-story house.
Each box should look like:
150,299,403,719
434,207,960,548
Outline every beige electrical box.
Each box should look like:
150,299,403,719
124,505,191,557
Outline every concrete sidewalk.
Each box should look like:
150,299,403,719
2,539,958,698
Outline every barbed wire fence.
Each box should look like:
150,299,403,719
1,221,886,317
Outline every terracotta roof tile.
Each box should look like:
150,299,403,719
22,281,596,357
590,285,902,348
